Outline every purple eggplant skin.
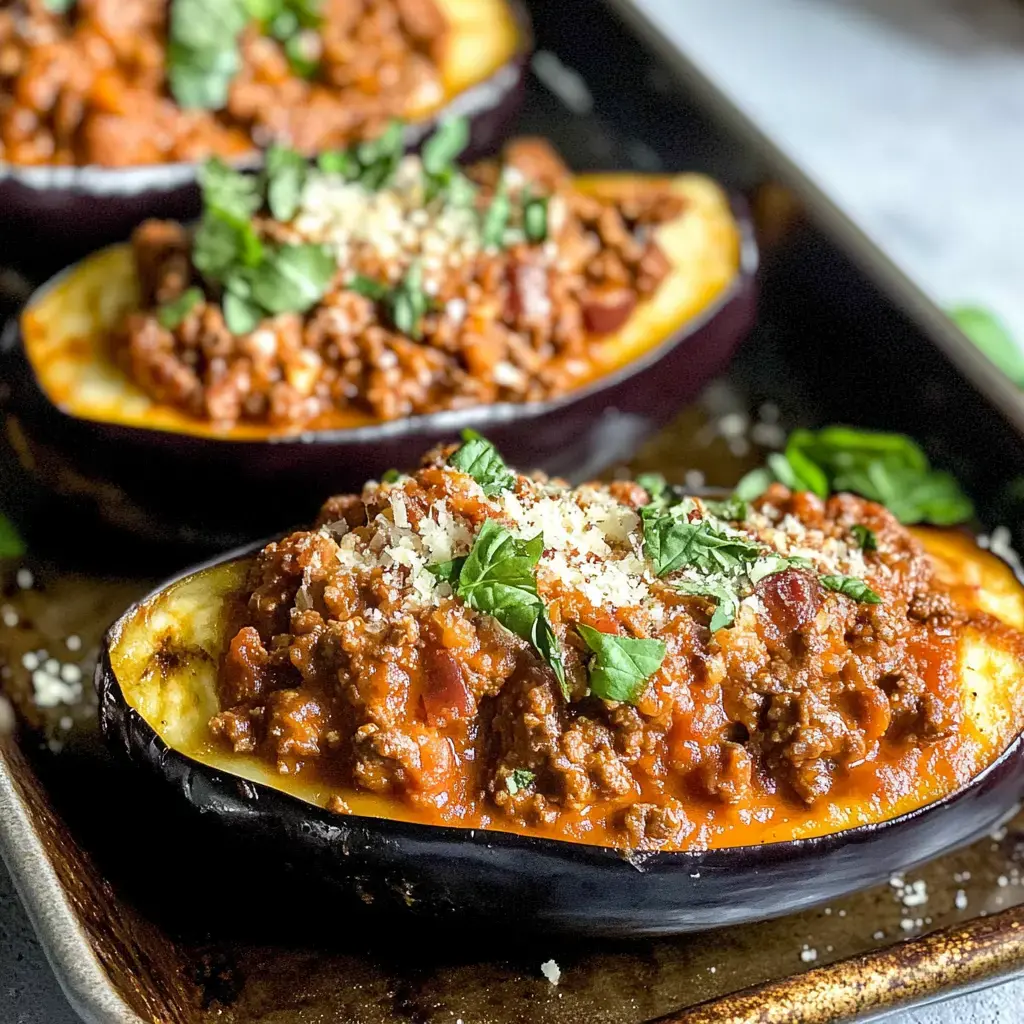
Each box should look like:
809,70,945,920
0,199,758,552
94,543,1024,938
0,8,529,280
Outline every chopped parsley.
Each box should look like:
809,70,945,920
523,196,549,243
264,144,309,221
448,430,516,496
316,119,405,190
642,512,761,578
348,262,432,340
157,287,203,330
576,625,666,704
506,768,536,795
167,0,249,111
734,427,973,526
481,176,511,249
851,524,878,551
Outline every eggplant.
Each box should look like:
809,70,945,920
96,525,1024,937
0,174,757,551
0,0,528,275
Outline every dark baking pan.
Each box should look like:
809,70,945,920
3,0,1024,1021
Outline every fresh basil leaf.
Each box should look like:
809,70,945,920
448,430,516,496
746,554,798,587
481,178,511,249
531,612,567,699
426,557,466,585
317,148,360,178
422,117,470,177
767,449,827,498
193,212,263,281
576,624,665,704
199,157,262,220
264,145,308,221
348,275,389,301
820,575,882,604
949,306,1024,387
0,513,25,559
222,289,263,335
44,0,76,13
702,497,748,522
851,524,877,551
356,119,405,190
381,468,401,483
636,472,668,504
523,197,548,243
643,515,761,578
283,31,319,78
444,172,479,208
457,521,544,640
506,768,535,795
733,467,774,502
243,0,281,19
248,243,335,315
157,287,203,330
672,579,739,631
167,0,249,111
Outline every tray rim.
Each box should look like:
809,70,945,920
0,742,141,1024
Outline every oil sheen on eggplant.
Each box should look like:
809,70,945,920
97,520,1024,936
3,174,756,550
0,0,528,272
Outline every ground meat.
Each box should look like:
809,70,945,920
207,454,986,850
117,142,683,429
0,0,446,166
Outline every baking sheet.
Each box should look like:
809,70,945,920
3,1,1024,1020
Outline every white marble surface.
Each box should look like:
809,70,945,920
630,0,1024,1020
634,0,1024,346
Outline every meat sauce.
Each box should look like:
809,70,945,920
203,452,1012,852
0,0,448,167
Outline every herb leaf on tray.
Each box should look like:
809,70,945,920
735,427,973,526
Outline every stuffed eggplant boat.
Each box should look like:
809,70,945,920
0,0,526,262
3,127,756,546
98,431,1024,935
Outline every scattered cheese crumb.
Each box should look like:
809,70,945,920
540,960,560,986
800,948,818,963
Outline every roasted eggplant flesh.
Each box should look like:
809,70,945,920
19,164,741,439
103,452,1024,859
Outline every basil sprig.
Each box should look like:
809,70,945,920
851,524,877,551
576,625,666,704
192,158,334,334
736,427,972,526
430,521,566,696
448,430,516,496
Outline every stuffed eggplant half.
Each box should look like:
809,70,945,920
4,128,756,547
0,0,527,263
98,433,1024,935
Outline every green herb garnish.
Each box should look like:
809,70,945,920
454,522,565,690
672,579,739,632
264,144,308,221
523,196,549,243
157,287,203,330
348,264,431,339
481,176,511,249
735,427,973,526
43,0,75,12
851,524,877,551
820,575,882,604
167,0,249,111
422,117,470,177
425,557,466,585
0,513,25,559
448,430,516,496
576,624,665,704
643,514,762,578
949,305,1024,387
506,768,536,795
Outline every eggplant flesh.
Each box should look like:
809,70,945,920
0,0,527,274
97,526,1024,936
4,175,756,550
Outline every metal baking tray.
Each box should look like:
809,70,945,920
3,1,1024,1021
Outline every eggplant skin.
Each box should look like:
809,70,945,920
96,530,1024,937
0,0,529,278
1,181,757,553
